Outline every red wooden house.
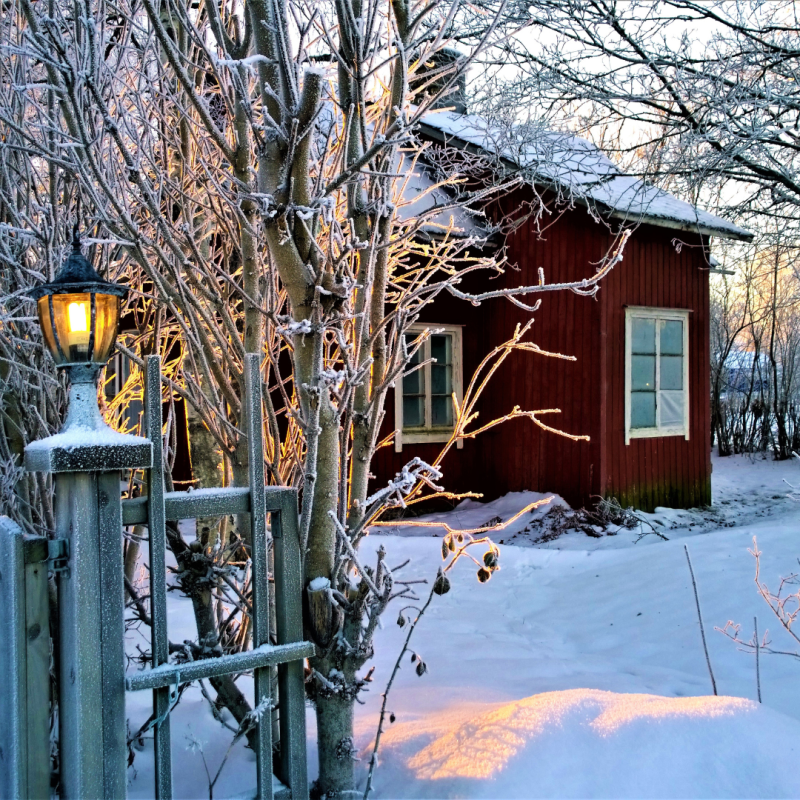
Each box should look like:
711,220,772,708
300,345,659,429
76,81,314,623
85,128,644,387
372,111,752,512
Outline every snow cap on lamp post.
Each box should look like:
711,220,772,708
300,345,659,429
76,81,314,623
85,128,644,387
24,228,150,474
30,227,127,382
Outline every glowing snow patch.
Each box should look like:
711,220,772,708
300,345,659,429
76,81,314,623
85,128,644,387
405,689,752,781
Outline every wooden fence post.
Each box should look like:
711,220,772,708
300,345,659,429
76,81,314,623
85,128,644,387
0,516,50,800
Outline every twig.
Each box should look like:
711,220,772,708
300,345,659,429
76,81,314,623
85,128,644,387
363,582,437,800
684,545,717,695
754,616,762,703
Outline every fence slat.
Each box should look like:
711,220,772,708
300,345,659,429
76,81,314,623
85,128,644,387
274,490,310,800
23,537,50,800
245,353,273,800
125,641,315,691
145,355,173,800
121,486,289,525
0,518,50,800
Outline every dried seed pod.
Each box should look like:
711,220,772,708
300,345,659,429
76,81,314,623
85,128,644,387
477,567,491,583
441,539,449,560
448,537,456,552
483,550,499,569
415,660,427,677
410,652,417,663
433,571,451,595
397,612,406,628
389,713,396,723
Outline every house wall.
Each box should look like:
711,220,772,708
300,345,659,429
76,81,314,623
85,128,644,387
599,226,712,511
371,190,713,512
372,190,607,509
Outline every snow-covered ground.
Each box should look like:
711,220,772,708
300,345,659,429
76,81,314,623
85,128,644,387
126,453,800,799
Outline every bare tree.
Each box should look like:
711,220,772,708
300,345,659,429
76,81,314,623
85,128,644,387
469,0,800,237
0,0,626,793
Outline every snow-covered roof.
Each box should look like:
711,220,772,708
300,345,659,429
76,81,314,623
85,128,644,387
420,111,753,243
396,152,492,241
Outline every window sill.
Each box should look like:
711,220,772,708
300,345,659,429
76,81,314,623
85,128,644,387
626,426,689,444
394,428,463,452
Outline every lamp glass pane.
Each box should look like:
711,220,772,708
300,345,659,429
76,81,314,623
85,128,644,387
49,293,92,363
92,293,121,364
37,296,63,365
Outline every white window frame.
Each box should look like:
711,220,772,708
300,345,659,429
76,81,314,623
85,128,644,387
395,324,464,453
624,307,690,445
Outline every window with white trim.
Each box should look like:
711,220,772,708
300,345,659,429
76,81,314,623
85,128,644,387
625,308,690,444
394,325,463,452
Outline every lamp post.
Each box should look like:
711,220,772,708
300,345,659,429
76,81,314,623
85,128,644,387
24,231,152,800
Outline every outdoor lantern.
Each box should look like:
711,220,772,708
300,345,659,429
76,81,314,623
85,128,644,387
31,229,127,380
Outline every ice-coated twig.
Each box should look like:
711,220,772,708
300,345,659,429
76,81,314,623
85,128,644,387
684,545,718,696
362,580,438,800
754,616,762,703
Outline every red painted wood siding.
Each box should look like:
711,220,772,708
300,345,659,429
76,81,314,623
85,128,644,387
372,191,712,512
599,226,711,511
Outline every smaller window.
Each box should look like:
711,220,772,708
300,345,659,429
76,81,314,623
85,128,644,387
625,308,689,444
395,325,463,452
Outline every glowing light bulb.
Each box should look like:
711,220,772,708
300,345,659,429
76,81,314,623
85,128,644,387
68,302,89,332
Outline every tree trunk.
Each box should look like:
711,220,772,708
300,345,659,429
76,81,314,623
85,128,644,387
187,403,228,548
313,689,356,798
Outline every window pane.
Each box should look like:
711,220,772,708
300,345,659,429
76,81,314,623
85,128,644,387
660,355,683,390
659,390,685,427
431,334,454,426
631,392,656,428
403,396,424,428
431,363,452,395
403,334,423,395
430,334,452,367
431,396,453,427
661,320,683,355
631,355,655,391
632,318,655,354
403,368,423,395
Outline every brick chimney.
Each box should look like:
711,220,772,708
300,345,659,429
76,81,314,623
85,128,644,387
411,47,467,114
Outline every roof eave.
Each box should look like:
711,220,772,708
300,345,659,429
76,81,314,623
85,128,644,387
605,207,754,243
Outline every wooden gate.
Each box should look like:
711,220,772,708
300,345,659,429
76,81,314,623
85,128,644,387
122,354,314,800
2,352,313,799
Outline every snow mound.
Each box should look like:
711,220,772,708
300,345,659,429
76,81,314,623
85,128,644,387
373,490,565,538
367,688,800,798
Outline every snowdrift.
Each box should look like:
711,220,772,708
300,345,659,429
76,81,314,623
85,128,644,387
368,688,800,798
